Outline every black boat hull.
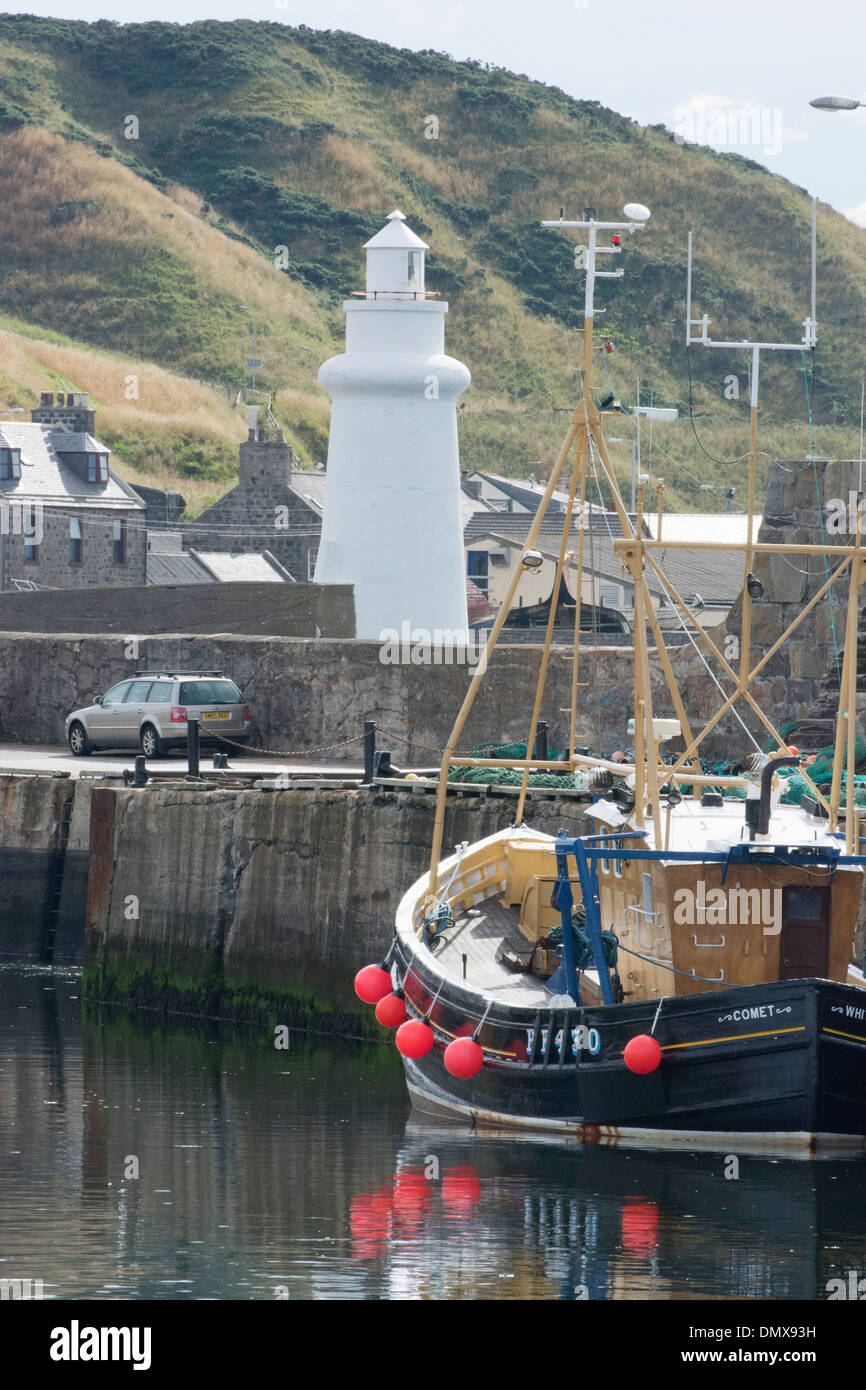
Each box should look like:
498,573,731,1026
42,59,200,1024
394,947,866,1151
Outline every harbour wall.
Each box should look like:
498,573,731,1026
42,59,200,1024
0,631,825,759
81,781,594,1033
5,772,865,1033
0,774,90,965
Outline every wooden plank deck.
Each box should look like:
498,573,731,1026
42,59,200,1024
433,897,553,1005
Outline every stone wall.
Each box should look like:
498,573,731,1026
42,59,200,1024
725,459,864,733
0,581,355,641
0,632,672,755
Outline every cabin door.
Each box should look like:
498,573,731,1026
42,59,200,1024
779,887,830,980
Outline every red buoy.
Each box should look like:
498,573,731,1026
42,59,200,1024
443,1036,484,1078
395,1018,435,1058
375,992,406,1028
623,1034,662,1074
354,964,392,1004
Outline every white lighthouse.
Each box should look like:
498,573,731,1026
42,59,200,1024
314,210,470,640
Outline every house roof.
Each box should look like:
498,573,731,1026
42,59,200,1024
466,521,744,604
467,577,495,624
290,471,327,515
463,509,639,544
0,422,144,511
147,551,213,585
194,551,290,583
147,550,293,585
646,512,763,545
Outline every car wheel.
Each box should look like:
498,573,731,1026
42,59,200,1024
140,724,166,759
67,721,92,757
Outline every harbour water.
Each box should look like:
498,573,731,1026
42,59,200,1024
2,964,866,1302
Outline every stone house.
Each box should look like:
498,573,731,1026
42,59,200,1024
0,393,146,591
182,428,323,580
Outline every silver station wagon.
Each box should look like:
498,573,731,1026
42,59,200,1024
65,671,252,757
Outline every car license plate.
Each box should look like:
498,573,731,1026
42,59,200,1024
202,711,230,720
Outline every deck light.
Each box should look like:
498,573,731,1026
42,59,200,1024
746,572,764,599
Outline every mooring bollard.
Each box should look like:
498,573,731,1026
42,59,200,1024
187,717,200,778
536,720,548,760
362,719,376,787
130,755,148,788
212,752,228,769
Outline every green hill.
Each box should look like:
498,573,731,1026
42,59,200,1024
0,16,863,515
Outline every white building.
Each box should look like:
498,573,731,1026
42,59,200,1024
314,210,470,639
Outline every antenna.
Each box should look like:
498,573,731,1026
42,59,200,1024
686,195,818,404
542,202,649,323
685,194,820,687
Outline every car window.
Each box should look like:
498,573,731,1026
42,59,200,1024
124,681,153,702
101,682,132,706
147,684,173,703
179,680,242,705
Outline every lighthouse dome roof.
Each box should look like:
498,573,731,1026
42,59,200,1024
364,209,429,251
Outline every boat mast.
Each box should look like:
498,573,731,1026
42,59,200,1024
513,206,644,826
426,204,647,889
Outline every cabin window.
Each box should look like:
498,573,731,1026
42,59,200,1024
613,838,623,877
307,547,318,580
69,516,82,563
600,850,609,874
642,872,654,921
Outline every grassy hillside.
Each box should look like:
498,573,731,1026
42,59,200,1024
0,16,864,516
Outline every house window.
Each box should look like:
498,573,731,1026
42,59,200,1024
24,505,39,561
86,453,108,483
69,517,82,563
0,448,21,480
113,518,126,564
467,550,489,596
307,548,318,581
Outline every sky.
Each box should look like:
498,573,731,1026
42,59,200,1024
15,0,866,223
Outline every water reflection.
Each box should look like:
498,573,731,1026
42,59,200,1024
0,965,865,1300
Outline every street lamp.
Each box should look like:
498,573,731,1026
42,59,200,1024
239,306,261,394
810,95,862,111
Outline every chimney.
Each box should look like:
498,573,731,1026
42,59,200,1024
32,389,95,434
238,432,292,489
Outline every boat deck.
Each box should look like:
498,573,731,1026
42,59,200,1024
433,898,555,1006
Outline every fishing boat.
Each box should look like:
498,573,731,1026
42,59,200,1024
357,197,866,1154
